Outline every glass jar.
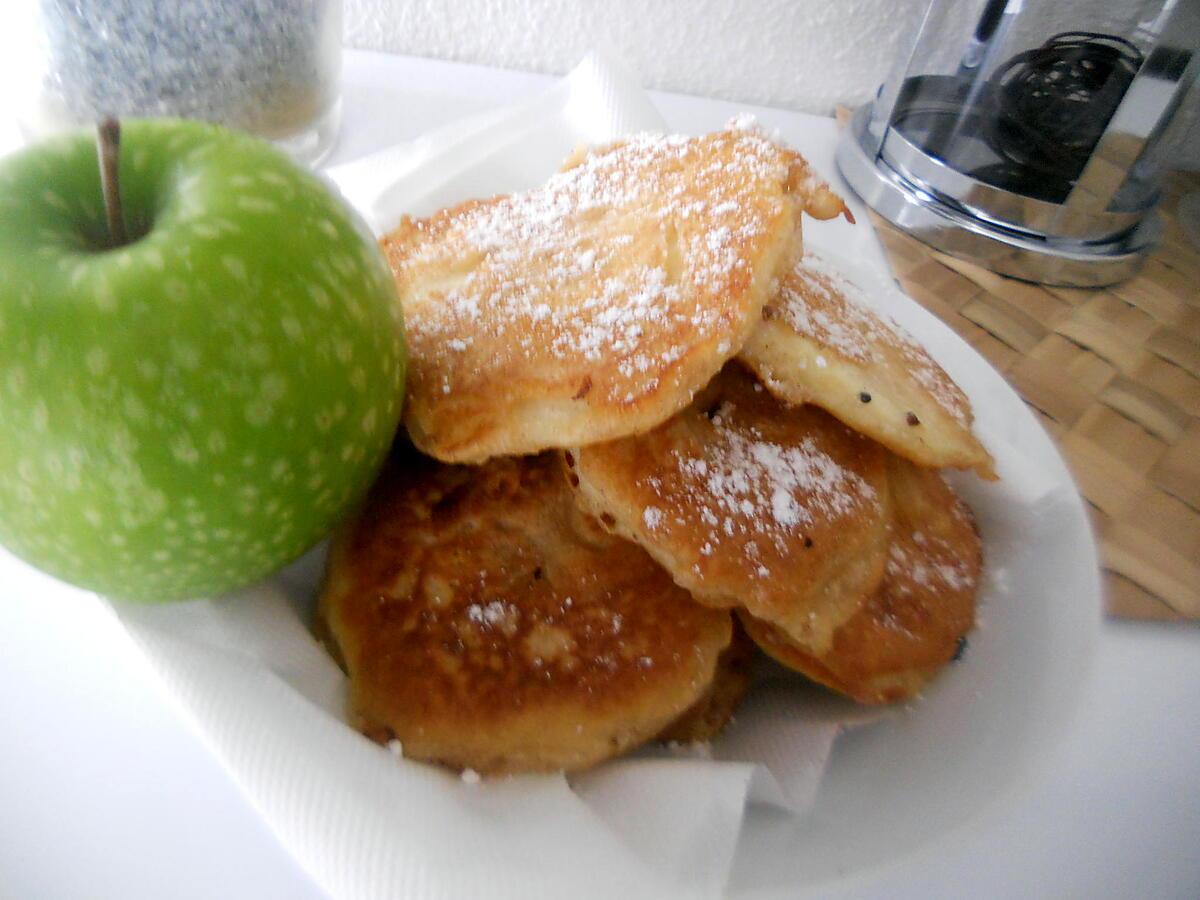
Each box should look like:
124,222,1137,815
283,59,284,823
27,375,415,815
8,0,343,166
836,0,1199,286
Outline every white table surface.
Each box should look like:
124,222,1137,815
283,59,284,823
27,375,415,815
2,49,1198,900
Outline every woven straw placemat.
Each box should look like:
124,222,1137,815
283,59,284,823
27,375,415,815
854,164,1199,621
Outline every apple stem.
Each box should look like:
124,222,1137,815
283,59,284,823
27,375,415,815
96,118,127,247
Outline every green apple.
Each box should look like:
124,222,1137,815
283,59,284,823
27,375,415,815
0,119,406,601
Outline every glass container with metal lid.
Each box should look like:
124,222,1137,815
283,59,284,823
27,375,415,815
837,0,1199,286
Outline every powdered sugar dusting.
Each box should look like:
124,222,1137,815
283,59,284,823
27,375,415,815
465,599,521,635
728,112,760,132
392,129,794,404
777,260,870,362
887,541,972,594
651,399,878,573
885,472,975,597
776,249,970,423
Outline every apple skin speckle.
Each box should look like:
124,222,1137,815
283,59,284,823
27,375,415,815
0,119,407,602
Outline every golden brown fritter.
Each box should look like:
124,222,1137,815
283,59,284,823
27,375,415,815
741,455,981,704
739,249,995,478
381,129,847,463
565,364,892,655
658,620,755,743
318,448,733,773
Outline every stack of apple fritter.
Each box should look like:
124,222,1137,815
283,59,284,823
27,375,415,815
316,124,993,775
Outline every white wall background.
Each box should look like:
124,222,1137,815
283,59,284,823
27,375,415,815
345,0,929,115
344,0,1198,168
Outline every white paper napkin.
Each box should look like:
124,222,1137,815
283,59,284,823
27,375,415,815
328,48,664,233
100,49,1090,899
